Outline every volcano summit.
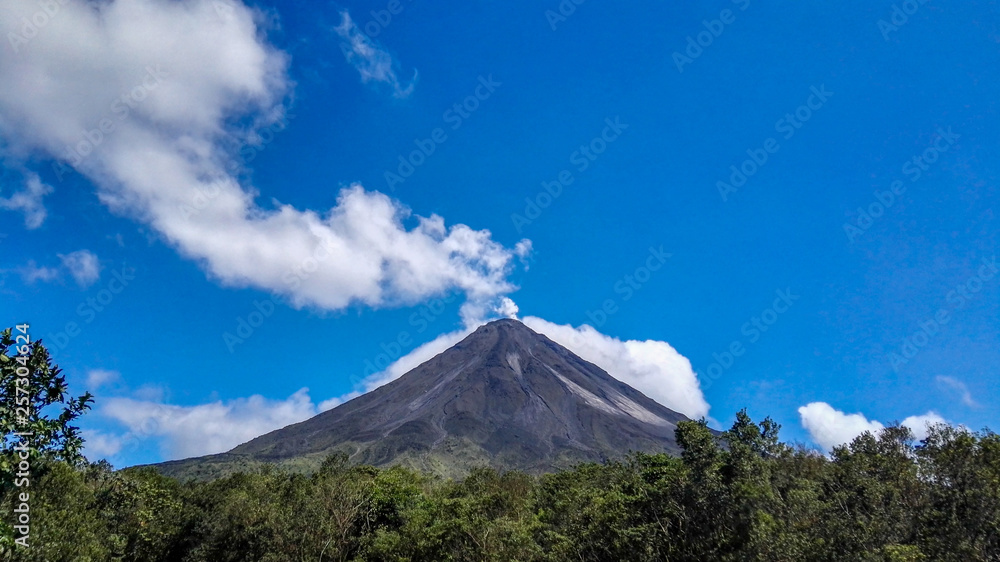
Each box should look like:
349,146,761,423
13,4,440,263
155,319,693,479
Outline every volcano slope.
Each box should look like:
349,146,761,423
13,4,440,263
152,319,694,479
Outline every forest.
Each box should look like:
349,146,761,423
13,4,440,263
2,330,999,561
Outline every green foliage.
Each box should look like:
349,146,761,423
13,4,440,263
3,418,1000,560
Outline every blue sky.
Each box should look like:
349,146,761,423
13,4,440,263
1,0,997,466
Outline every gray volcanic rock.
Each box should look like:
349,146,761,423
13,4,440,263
155,319,692,478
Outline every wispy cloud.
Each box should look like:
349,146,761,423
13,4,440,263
334,11,417,98
936,375,979,408
18,260,60,284
86,368,121,390
82,429,126,458
59,249,102,288
0,172,53,229
14,249,101,288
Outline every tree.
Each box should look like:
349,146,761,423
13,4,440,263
916,424,1000,560
0,327,93,555
717,411,788,559
819,425,926,560
674,419,728,559
0,327,93,475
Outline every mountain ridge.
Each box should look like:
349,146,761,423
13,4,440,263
151,318,693,479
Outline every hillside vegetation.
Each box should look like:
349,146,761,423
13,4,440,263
2,415,999,561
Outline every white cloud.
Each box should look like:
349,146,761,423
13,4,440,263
798,402,885,451
333,11,416,98
86,368,120,389
522,317,710,419
901,412,948,442
798,402,949,451
82,429,124,458
495,296,519,319
13,249,101,287
59,249,101,288
17,260,60,284
131,384,167,402
514,240,533,269
936,375,979,408
98,387,322,459
0,0,523,316
0,172,52,228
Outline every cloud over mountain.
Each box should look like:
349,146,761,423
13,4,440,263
97,388,322,459
522,317,710,419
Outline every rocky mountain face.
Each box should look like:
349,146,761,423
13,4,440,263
154,319,692,479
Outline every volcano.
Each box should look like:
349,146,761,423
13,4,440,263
154,318,693,479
